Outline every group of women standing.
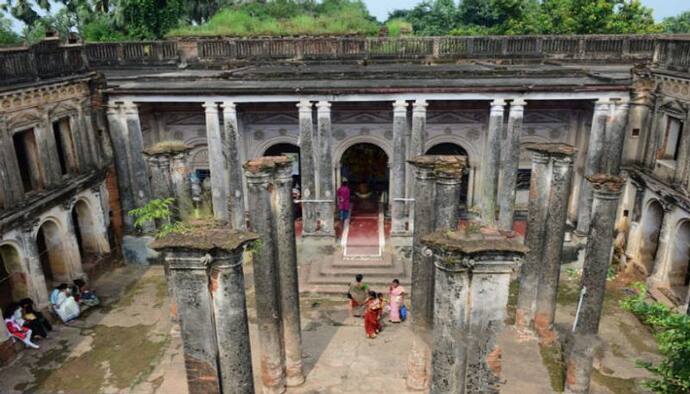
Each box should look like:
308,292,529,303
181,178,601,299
348,275,406,339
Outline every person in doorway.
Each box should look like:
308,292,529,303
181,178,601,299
347,274,368,317
4,307,39,349
72,279,100,307
50,283,80,323
19,298,52,338
337,180,351,223
388,279,406,323
364,291,382,338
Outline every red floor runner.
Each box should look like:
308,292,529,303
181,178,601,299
345,216,380,256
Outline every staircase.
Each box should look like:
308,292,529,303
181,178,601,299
300,245,412,294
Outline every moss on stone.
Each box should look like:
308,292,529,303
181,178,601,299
539,343,566,392
591,369,641,394
143,140,192,156
151,223,258,252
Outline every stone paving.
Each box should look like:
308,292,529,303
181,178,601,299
0,262,660,393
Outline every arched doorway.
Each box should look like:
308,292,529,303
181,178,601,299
425,142,470,207
339,143,389,257
639,200,664,275
340,143,389,213
72,200,102,262
36,220,71,290
667,220,690,298
264,143,301,188
0,244,28,312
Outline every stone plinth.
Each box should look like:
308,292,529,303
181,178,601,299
423,227,527,394
151,225,258,394
143,141,194,219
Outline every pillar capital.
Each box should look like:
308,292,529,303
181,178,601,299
297,100,313,114
490,98,506,108
412,99,428,114
202,101,219,112
523,142,577,159
594,99,612,110
586,174,625,198
220,101,236,112
510,98,527,107
106,104,122,116
393,99,408,114
121,101,138,115
316,100,331,112
243,156,293,178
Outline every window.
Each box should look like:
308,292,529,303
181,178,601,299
632,128,640,137
12,128,44,193
52,117,78,174
516,169,532,190
660,117,684,161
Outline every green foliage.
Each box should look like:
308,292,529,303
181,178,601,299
663,11,690,34
384,18,413,37
169,0,379,37
620,283,690,393
128,197,191,238
0,14,20,44
390,0,661,36
117,0,186,39
82,14,126,42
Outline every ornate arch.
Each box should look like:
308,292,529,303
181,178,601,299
250,136,300,160
424,135,478,167
334,135,392,166
7,109,44,131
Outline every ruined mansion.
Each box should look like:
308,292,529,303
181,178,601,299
1,34,690,392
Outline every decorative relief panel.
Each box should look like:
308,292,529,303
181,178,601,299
165,113,205,126
333,111,392,124
524,111,569,124
427,111,485,124
244,113,299,125
0,81,90,114
656,76,690,102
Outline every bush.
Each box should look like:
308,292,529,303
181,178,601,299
385,18,413,37
620,283,690,394
82,16,127,42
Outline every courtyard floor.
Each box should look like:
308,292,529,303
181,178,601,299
0,260,661,393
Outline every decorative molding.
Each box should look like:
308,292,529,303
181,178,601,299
333,111,393,124
427,111,484,124
244,112,299,125
523,111,569,124
165,112,205,126
0,81,90,114
656,76,690,102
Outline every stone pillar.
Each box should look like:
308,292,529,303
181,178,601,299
245,158,287,394
22,226,49,308
0,118,24,207
298,100,318,236
79,100,101,169
106,104,135,230
67,113,89,172
204,101,230,223
604,100,630,175
273,158,305,386
210,247,255,394
392,100,409,235
565,175,624,394
222,101,246,230
37,113,63,187
160,251,220,393
170,152,194,220
151,227,258,394
534,148,576,343
407,100,428,230
145,154,173,200
316,101,335,236
424,227,526,394
480,99,505,227
516,149,550,329
406,155,466,390
498,99,526,230
122,101,152,211
576,100,610,236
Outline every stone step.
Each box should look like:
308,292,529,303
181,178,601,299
319,257,405,277
301,283,410,295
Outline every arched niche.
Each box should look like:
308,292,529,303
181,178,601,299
639,199,664,275
0,243,29,312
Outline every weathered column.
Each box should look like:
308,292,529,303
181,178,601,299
498,99,526,230
406,157,437,391
516,149,551,329
155,250,220,393
0,118,24,207
106,104,135,230
170,151,194,220
222,101,246,230
145,154,173,200
245,158,287,394
534,144,576,343
272,158,305,386
480,99,505,227
406,155,466,390
407,100,428,230
392,100,409,235
298,100,318,236
604,100,630,175
122,101,152,210
316,101,335,236
21,225,49,308
67,114,89,172
210,239,256,394
151,226,258,394
565,175,624,394
204,101,230,223
576,100,610,236
79,99,101,169
37,113,63,187
424,227,526,394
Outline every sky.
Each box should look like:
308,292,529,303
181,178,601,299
6,0,690,32
364,0,689,21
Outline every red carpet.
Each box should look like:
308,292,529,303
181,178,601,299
344,198,382,257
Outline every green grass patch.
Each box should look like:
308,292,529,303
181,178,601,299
505,279,519,325
539,343,566,392
591,369,641,394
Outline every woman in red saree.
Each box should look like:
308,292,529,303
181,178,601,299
363,291,381,338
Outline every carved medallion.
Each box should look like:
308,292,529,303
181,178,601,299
253,130,265,141
334,129,346,141
468,129,480,141
383,129,393,140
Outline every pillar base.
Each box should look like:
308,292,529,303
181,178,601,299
534,313,558,345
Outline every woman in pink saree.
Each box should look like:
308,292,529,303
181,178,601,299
388,279,405,323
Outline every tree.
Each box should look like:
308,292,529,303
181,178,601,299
115,0,186,39
0,14,20,44
663,11,690,33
